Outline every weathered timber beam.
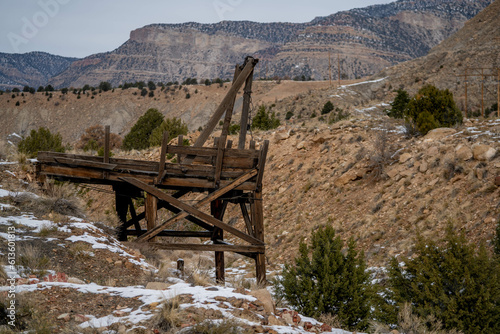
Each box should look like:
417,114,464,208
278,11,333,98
130,169,258,242
148,242,265,254
54,157,117,170
126,230,213,238
193,58,256,148
238,70,254,149
120,176,264,245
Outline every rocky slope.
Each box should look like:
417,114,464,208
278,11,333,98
375,0,500,111
48,0,492,88
0,51,77,90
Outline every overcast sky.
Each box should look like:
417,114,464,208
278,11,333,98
1,0,394,58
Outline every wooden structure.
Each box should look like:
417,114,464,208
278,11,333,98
36,56,269,284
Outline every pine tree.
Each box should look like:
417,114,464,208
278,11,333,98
388,89,410,119
149,117,188,147
122,108,164,151
18,127,66,158
387,226,500,333
274,226,372,331
251,105,280,131
321,101,334,115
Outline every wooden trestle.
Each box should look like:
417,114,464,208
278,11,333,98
36,57,268,284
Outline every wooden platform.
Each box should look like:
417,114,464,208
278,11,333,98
36,56,269,284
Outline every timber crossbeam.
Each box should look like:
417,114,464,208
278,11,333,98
36,56,268,285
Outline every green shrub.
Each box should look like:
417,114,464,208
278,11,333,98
274,225,372,331
406,85,462,135
228,123,240,135
328,108,350,124
285,111,294,120
388,85,462,135
321,101,334,115
123,108,164,150
251,105,280,131
387,89,410,119
149,117,188,147
387,226,500,334
18,127,66,158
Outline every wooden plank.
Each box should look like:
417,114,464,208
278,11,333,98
104,125,110,164
166,145,218,157
120,177,264,245
145,193,157,242
214,136,226,187
250,140,256,150
148,242,265,253
157,131,169,184
190,57,257,150
177,135,184,164
238,70,254,149
211,199,227,284
253,190,266,285
256,140,269,190
157,201,214,232
240,202,254,237
126,230,213,238
54,157,117,170
133,169,257,241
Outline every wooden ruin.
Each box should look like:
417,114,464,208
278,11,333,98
36,56,269,284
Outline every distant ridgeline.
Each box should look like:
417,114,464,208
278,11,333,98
0,0,493,89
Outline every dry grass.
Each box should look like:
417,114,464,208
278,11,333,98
370,303,464,334
153,295,181,332
319,313,343,330
17,244,50,277
68,242,94,259
8,181,84,218
0,293,52,333
189,319,252,334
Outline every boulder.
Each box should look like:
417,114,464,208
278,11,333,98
145,282,170,290
472,144,497,161
427,146,439,157
67,277,85,284
419,161,428,173
274,131,290,142
296,141,307,150
399,153,412,163
424,128,456,141
455,145,473,161
250,289,276,314
312,132,334,144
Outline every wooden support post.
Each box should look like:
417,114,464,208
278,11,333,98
190,57,258,150
133,170,257,241
114,187,129,241
238,70,254,150
177,135,183,164
104,125,110,164
157,131,169,184
253,190,266,286
211,199,226,284
145,193,157,242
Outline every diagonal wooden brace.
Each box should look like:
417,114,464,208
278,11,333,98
120,169,260,243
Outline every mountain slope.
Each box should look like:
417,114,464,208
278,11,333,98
376,0,500,109
49,0,492,88
0,51,78,89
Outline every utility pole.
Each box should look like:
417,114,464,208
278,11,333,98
329,51,332,87
338,54,341,86
497,67,500,118
481,68,485,117
464,68,468,117
458,68,496,118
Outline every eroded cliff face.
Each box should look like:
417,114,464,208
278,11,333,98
45,0,492,88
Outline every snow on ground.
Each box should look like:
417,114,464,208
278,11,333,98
340,77,388,88
0,280,358,333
